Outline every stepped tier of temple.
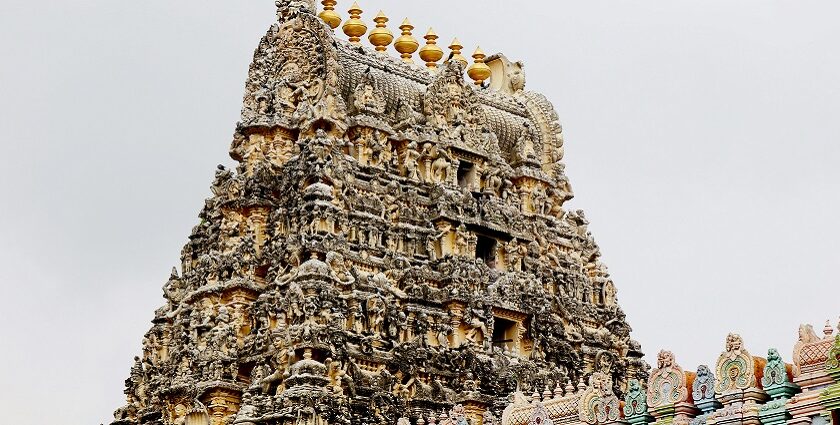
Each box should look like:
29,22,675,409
502,320,840,425
111,1,648,425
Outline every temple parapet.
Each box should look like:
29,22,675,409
647,350,698,425
497,320,840,425
499,373,622,425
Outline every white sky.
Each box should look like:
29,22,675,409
0,1,838,424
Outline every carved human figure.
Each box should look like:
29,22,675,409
350,304,365,334
286,281,305,325
326,251,354,286
602,281,617,307
395,98,418,130
531,185,548,215
426,235,439,261
484,167,503,196
351,68,385,116
382,181,402,221
455,225,469,256
431,147,452,184
463,308,489,348
367,296,385,338
276,61,306,114
436,324,451,349
368,130,390,168
403,141,421,181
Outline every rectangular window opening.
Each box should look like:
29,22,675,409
475,234,497,268
457,161,475,189
492,317,518,352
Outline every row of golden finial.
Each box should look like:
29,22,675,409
317,0,491,86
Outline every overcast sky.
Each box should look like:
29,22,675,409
1,1,838,424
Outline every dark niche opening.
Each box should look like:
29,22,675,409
492,317,517,351
475,234,497,267
457,160,475,189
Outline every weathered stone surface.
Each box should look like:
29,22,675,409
111,3,644,425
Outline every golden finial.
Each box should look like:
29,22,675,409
342,2,367,45
448,38,468,68
318,0,342,30
418,28,444,70
394,18,419,63
368,11,394,53
467,46,491,86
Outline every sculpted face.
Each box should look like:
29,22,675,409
697,365,710,378
281,62,302,83
509,62,525,92
657,350,674,369
726,333,743,352
798,324,818,342
174,404,187,416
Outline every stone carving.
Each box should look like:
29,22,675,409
827,334,840,372
792,322,835,378
578,372,620,425
714,333,756,394
424,61,499,157
528,404,554,425
759,347,800,406
647,350,688,408
762,348,788,388
623,378,649,419
692,365,716,406
111,2,643,425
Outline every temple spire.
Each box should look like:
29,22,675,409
394,18,419,63
318,0,341,29
448,37,468,68
419,28,444,70
467,46,491,86
342,1,366,44
368,11,394,53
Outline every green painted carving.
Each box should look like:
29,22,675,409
758,398,789,425
820,335,840,414
758,349,799,425
624,379,653,425
691,365,720,414
826,335,840,375
762,349,789,387
648,351,688,409
579,372,621,425
715,333,756,394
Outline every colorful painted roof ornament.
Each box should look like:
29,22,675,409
578,372,621,425
646,350,699,425
624,378,653,425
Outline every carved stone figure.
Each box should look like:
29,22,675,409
692,365,716,404
111,3,642,425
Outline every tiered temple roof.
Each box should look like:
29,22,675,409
112,1,647,425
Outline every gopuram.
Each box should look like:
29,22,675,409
112,1,649,424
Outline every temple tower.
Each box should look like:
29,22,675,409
111,2,644,425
